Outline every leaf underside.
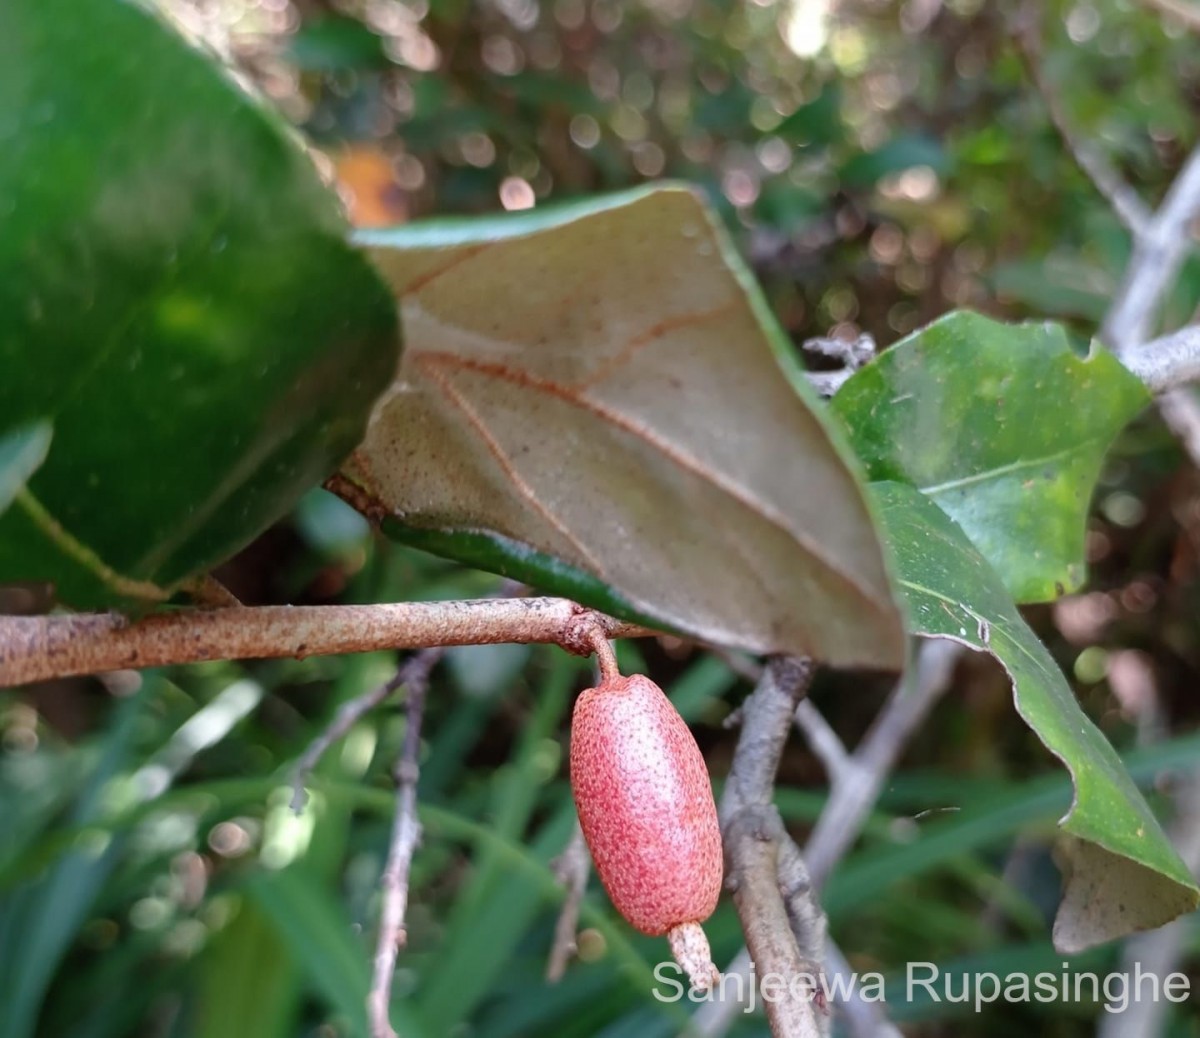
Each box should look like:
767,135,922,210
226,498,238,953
875,481,1198,951
348,185,905,668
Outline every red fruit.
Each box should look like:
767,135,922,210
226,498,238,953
569,674,723,951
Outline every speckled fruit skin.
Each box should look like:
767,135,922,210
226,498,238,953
570,674,723,936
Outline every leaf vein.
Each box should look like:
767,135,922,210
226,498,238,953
15,488,169,602
575,301,738,389
920,438,1108,496
417,357,607,575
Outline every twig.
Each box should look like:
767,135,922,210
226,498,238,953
725,808,825,1038
718,655,829,1038
1015,1,1200,434
710,640,959,890
804,640,961,888
0,597,656,687
1012,5,1151,236
1104,146,1200,356
292,667,409,812
793,700,850,778
806,370,854,398
721,657,815,810
290,588,523,811
801,333,876,369
803,333,877,398
775,828,827,978
1100,135,1200,469
825,940,903,1038
546,822,591,982
367,648,442,1038
1119,324,1200,394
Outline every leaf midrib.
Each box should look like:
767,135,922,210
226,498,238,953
919,437,1107,497
15,487,168,602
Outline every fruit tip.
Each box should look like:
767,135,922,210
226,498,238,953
668,921,720,992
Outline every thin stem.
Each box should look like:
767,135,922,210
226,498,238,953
546,822,591,982
587,629,621,683
367,648,442,1038
825,941,904,1038
1104,146,1200,355
1012,5,1151,237
291,666,412,813
801,333,877,398
1118,324,1200,394
0,598,656,687
725,807,825,1038
793,699,850,777
804,640,961,889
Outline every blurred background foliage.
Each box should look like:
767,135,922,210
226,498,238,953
5,0,1200,1034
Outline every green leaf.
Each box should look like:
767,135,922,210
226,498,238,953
0,0,399,608
0,422,51,517
0,683,147,1038
874,481,1199,951
421,656,575,1031
347,185,904,668
826,729,1200,929
197,899,299,1038
833,311,1149,603
415,802,681,1031
245,870,382,1037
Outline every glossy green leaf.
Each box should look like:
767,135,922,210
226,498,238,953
0,0,398,608
834,311,1149,603
347,185,904,668
0,422,51,517
874,481,1198,951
